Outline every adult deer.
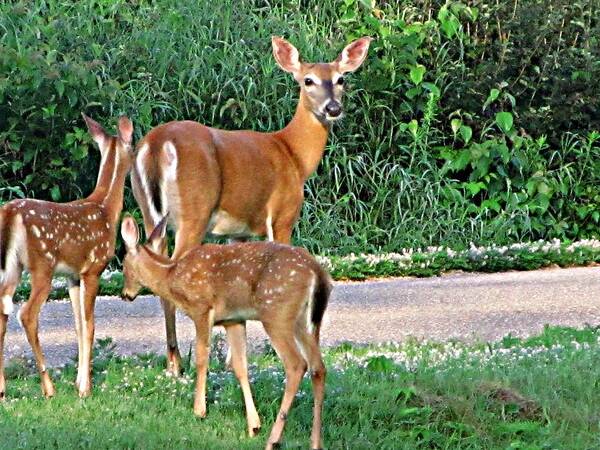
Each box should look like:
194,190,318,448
0,115,133,400
120,216,332,450
131,36,371,374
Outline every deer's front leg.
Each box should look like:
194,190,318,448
193,308,214,417
161,298,182,376
77,273,99,398
67,277,84,390
0,312,7,401
225,322,261,436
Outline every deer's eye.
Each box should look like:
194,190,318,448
304,77,314,86
336,76,345,86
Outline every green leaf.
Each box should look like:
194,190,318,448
460,125,472,144
452,149,471,171
438,6,460,39
407,119,418,137
495,112,513,133
366,356,394,373
409,64,426,85
54,80,65,97
450,119,462,135
405,86,422,99
464,181,486,196
50,185,61,201
480,198,501,212
421,82,440,97
483,88,500,111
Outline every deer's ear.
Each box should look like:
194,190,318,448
272,36,301,75
82,113,109,149
147,215,168,246
118,116,134,145
120,216,139,252
335,37,372,73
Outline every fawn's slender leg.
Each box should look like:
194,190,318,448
193,308,214,417
68,277,84,389
77,273,99,398
19,269,54,398
225,322,261,436
295,325,327,450
0,277,20,402
0,312,7,401
161,298,182,376
263,325,307,450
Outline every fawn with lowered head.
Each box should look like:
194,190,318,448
120,215,332,450
131,35,371,374
0,115,133,400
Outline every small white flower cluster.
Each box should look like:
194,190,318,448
330,336,599,373
14,238,600,291
316,238,600,277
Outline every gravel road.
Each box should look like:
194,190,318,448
4,266,600,367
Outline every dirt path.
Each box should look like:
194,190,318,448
5,266,600,366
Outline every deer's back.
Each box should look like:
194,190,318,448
170,241,327,322
133,120,303,239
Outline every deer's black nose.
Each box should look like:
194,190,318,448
325,102,342,117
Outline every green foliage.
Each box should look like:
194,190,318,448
0,0,599,256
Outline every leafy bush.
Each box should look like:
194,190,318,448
0,0,599,255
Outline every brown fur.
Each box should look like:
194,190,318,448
0,115,133,401
130,37,371,376
120,217,332,449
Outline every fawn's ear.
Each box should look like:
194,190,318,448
272,36,302,75
335,37,372,73
120,216,139,252
147,215,168,247
118,116,134,145
82,113,109,149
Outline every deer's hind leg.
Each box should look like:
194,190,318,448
294,322,327,450
0,267,22,401
18,267,54,398
263,323,307,450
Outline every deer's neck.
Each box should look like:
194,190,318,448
137,248,174,298
277,91,330,179
88,144,130,224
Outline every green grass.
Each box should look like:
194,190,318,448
2,326,600,449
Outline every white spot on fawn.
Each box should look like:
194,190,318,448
31,225,41,238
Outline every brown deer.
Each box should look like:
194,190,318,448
131,36,371,374
120,215,332,450
0,115,133,400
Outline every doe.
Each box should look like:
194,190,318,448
120,216,332,450
0,115,133,399
131,35,371,374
